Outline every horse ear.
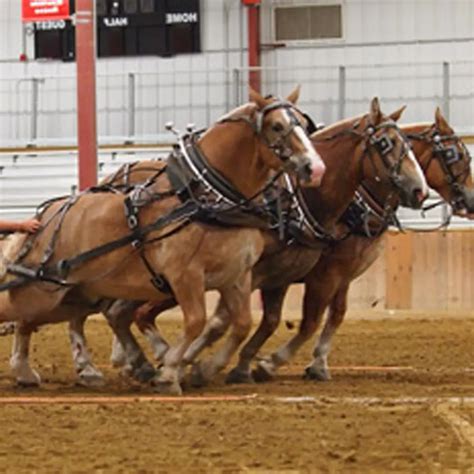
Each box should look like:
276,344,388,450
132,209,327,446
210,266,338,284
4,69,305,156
388,105,407,122
286,85,301,104
435,107,451,132
369,97,382,124
249,87,268,109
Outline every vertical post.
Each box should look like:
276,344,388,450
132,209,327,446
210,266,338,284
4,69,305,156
442,61,450,122
244,1,261,93
76,0,97,190
29,78,40,145
205,55,211,125
441,61,450,221
338,66,346,120
233,68,241,106
127,73,136,142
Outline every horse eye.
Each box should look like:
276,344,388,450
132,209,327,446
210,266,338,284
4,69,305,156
272,122,284,133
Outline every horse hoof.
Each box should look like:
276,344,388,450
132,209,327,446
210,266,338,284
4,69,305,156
77,366,105,387
252,362,274,383
16,379,40,388
303,366,331,381
150,377,182,396
132,363,157,384
16,372,41,387
110,355,126,368
225,367,254,384
14,367,41,387
189,362,208,388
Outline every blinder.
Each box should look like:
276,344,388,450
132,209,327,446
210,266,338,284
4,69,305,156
408,127,472,212
362,121,411,187
256,100,313,163
434,142,461,166
371,133,394,156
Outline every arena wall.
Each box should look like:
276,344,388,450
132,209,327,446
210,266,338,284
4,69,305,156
0,0,473,145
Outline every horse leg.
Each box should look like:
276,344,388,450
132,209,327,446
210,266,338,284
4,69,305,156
151,274,207,395
0,322,16,336
5,286,69,386
253,278,334,382
134,300,176,363
190,272,252,387
305,284,349,381
10,322,41,387
68,314,105,387
226,286,288,384
105,300,157,383
182,296,232,366
109,301,149,368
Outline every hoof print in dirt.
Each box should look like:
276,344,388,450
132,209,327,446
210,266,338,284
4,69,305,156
225,368,254,384
303,366,331,382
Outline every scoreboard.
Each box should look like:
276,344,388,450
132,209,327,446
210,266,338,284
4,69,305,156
34,0,201,61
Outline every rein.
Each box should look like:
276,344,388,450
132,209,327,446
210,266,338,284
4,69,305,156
0,101,317,293
306,118,412,239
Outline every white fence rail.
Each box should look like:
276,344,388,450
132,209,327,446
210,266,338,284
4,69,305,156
1,144,474,229
0,60,473,147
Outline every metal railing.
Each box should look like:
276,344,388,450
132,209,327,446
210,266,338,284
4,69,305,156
0,60,473,147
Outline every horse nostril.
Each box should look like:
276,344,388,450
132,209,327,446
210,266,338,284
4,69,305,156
413,188,426,204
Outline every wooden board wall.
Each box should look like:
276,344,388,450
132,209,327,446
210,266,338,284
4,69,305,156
269,230,474,316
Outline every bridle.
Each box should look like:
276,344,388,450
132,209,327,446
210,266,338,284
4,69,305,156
358,121,415,194
309,117,417,238
406,125,472,212
220,99,314,168
314,117,414,190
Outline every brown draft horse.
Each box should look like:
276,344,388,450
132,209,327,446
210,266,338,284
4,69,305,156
246,108,474,383
0,87,325,395
102,98,429,387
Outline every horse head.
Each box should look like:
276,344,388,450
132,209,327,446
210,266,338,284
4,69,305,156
357,98,428,209
407,108,474,217
248,86,326,187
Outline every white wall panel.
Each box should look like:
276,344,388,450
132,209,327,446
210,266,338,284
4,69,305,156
0,0,473,145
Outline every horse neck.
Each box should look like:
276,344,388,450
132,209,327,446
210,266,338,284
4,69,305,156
301,133,364,228
198,122,270,199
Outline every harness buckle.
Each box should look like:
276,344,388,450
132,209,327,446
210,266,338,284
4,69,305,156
128,214,138,229
132,239,142,249
150,274,173,294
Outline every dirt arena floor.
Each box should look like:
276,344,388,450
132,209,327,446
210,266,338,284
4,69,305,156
0,312,472,473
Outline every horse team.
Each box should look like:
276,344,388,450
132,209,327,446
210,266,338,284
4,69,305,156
0,86,472,395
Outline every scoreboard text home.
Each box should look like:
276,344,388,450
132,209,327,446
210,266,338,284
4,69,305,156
34,0,201,60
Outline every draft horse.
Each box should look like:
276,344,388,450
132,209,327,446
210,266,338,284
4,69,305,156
0,87,325,395
99,97,429,387
243,107,474,383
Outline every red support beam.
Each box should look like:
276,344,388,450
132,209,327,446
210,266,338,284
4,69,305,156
75,0,97,190
244,0,261,93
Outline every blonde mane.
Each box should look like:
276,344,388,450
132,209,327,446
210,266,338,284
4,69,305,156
217,102,258,123
311,114,365,141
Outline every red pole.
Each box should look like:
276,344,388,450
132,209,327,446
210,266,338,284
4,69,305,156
244,0,261,93
75,0,97,190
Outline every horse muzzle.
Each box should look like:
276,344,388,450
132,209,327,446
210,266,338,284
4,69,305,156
453,186,474,219
290,155,326,187
397,179,428,209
